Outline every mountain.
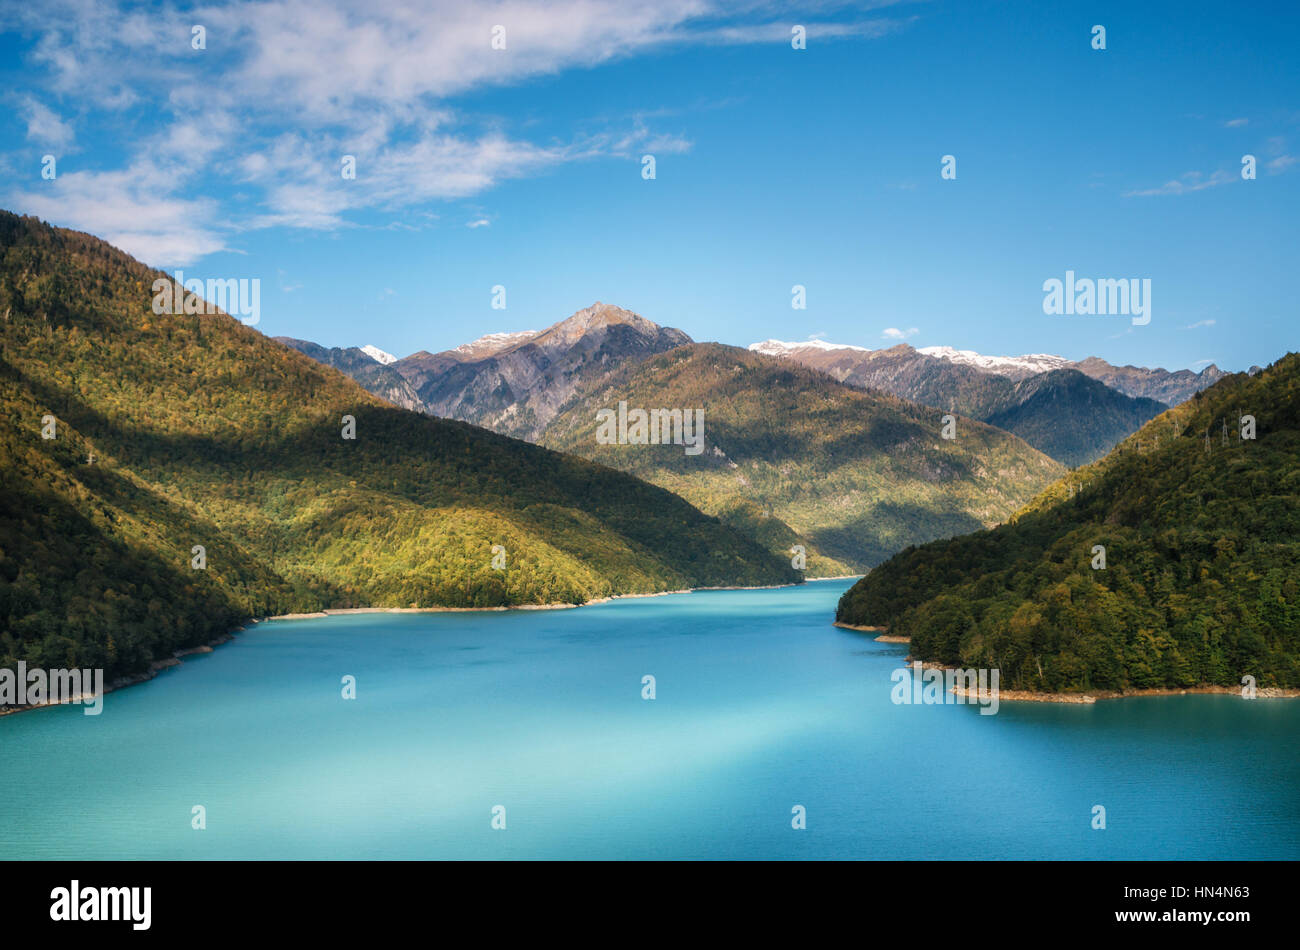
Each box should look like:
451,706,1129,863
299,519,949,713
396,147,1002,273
450,330,539,360
982,369,1169,468
750,340,1019,419
361,344,397,365
388,302,691,439
920,346,1229,403
0,211,797,686
1072,356,1228,405
917,345,1073,381
274,337,428,412
750,341,1165,466
836,353,1300,693
758,340,1227,409
540,343,1065,574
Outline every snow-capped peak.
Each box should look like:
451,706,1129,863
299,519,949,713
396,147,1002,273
748,339,870,356
918,346,1071,377
361,344,398,365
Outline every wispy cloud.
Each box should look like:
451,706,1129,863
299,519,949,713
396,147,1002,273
16,96,76,150
1,0,912,266
16,161,228,263
1123,169,1236,197
1224,118,1249,128
1182,319,1216,329
882,327,918,340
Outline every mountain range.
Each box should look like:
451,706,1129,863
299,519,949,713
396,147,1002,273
279,304,1241,569
749,340,1205,466
287,315,1218,472
539,342,1064,573
753,338,1228,406
284,306,1075,572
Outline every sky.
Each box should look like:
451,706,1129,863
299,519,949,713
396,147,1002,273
1,0,1297,372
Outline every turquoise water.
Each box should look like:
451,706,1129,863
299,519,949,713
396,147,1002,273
2,578,1297,859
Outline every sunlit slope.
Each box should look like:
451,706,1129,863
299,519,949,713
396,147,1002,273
837,354,1300,692
0,211,797,682
542,343,1065,573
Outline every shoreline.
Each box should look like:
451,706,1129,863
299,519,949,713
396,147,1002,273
911,660,1300,704
4,575,857,716
833,620,910,643
953,683,1300,704
836,630,1300,704
256,575,862,622
0,632,237,718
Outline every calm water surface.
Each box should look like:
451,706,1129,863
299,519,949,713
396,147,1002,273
2,579,1296,859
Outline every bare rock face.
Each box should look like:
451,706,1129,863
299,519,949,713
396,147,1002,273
274,337,428,412
757,340,1224,411
390,302,692,439
449,330,540,361
750,341,1020,419
1070,356,1226,406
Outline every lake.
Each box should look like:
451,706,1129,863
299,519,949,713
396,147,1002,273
2,578,1297,859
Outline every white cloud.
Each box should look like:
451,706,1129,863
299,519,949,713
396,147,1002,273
881,327,918,340
1224,118,1248,127
1182,319,1216,329
1268,154,1297,173
18,96,76,150
1123,169,1236,197
1,0,912,263
11,162,227,266
467,218,491,228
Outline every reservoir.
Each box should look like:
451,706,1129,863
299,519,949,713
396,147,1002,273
2,579,1296,859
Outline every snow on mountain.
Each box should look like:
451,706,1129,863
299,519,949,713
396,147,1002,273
451,330,539,358
918,346,1072,378
360,344,398,365
748,339,870,356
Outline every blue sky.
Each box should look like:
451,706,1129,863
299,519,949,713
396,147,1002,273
2,0,1297,372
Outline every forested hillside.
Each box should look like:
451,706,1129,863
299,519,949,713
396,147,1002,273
983,369,1167,467
541,343,1064,573
0,212,797,684
837,355,1300,692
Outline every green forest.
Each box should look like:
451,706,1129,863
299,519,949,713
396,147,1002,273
837,354,1300,692
541,343,1064,574
0,211,798,685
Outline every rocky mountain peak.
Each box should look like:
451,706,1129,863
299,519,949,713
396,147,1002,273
534,302,688,348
